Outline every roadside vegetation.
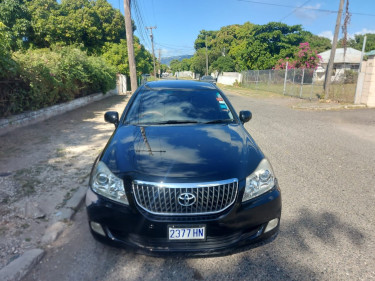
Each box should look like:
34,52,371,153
0,0,153,117
170,21,375,77
170,22,332,75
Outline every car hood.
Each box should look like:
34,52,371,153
101,124,263,183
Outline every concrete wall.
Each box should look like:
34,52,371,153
175,71,193,78
0,89,117,136
217,72,243,86
358,56,375,107
116,74,127,94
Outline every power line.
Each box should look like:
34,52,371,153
279,0,312,21
236,0,375,17
155,42,195,50
151,0,157,26
131,0,152,50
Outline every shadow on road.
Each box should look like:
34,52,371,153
24,206,366,281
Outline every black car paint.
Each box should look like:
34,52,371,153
100,124,263,183
86,80,281,254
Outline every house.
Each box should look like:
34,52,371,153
316,48,362,81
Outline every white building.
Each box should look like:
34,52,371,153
316,48,362,81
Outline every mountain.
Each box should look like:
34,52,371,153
161,55,193,66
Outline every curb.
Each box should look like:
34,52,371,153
0,89,118,136
292,104,367,111
0,187,88,281
0,249,44,281
53,186,88,224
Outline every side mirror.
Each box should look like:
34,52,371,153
239,110,252,123
104,111,119,127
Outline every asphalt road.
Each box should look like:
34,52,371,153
24,91,375,281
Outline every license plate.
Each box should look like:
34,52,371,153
168,226,206,240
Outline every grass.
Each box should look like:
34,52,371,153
328,83,356,103
218,84,282,98
13,168,42,199
237,81,356,103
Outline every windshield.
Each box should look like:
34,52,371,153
125,89,234,125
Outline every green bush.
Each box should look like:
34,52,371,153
0,46,116,117
344,69,358,84
0,22,18,79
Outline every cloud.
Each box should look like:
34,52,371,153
354,28,375,35
294,4,321,21
318,30,333,41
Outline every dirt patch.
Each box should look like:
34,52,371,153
0,94,129,269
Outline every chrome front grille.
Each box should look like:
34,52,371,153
132,179,238,215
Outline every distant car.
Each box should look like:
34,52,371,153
200,75,217,84
86,80,281,255
141,74,151,84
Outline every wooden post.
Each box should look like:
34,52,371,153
124,0,137,92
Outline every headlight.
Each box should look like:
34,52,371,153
242,158,275,202
90,161,128,205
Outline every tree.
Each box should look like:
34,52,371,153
338,33,375,52
25,0,60,48
102,38,152,75
210,56,235,73
301,31,331,53
0,21,18,78
190,49,208,75
191,21,329,71
26,0,126,53
169,59,181,74
194,30,217,50
274,42,322,69
0,0,32,50
180,58,191,71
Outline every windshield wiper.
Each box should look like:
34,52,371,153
204,119,235,124
138,120,199,125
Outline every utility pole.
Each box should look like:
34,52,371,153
146,26,157,78
205,35,209,76
124,0,137,92
324,0,345,99
158,49,161,77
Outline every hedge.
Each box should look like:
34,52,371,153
0,46,116,117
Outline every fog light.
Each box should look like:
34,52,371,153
90,221,106,236
264,218,279,233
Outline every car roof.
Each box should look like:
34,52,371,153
144,80,217,90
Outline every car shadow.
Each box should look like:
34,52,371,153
61,207,366,281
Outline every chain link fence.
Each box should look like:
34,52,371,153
241,67,358,103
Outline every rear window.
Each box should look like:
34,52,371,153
125,89,234,125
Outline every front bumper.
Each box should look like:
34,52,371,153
86,184,281,255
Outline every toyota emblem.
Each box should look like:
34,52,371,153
178,192,196,207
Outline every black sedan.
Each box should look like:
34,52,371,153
86,80,281,255
200,75,217,84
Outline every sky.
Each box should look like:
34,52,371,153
108,0,375,58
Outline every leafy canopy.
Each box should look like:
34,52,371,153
188,21,332,72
